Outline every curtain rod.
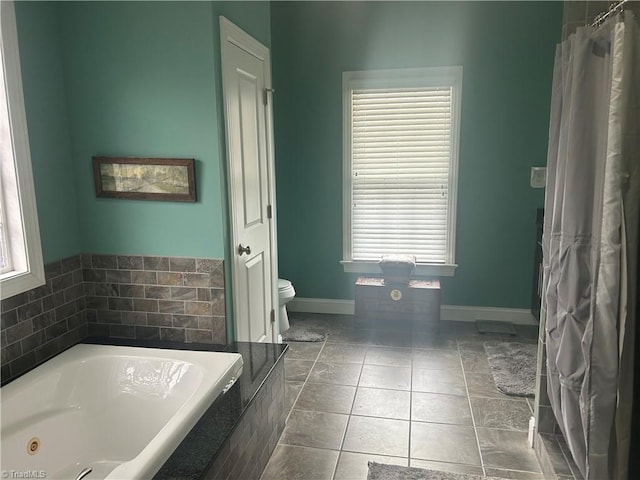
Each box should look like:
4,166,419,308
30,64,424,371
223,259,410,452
591,0,628,26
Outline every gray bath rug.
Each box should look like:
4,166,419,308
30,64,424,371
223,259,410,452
367,463,499,480
476,319,516,336
281,324,326,342
483,341,537,397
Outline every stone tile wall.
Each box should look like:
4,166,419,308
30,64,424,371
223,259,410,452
83,254,226,344
1,255,86,383
204,361,286,480
1,253,227,384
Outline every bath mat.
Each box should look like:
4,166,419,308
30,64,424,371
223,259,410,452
282,324,326,342
367,462,497,480
483,341,537,397
476,320,516,336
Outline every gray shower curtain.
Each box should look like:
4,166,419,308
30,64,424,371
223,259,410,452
542,11,640,480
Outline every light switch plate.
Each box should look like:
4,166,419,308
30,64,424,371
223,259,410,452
530,167,547,188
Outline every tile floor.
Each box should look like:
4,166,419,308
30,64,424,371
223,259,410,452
261,313,544,480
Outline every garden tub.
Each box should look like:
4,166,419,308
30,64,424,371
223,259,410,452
1,344,243,479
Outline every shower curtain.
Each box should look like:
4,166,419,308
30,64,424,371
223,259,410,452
542,11,640,480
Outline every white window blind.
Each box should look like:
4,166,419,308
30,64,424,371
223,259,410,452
343,67,461,273
351,86,452,262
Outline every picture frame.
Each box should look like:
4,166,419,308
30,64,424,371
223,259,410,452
92,157,196,202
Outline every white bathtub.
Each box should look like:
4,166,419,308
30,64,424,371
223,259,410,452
1,344,243,480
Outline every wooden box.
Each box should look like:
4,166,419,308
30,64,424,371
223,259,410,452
354,276,440,323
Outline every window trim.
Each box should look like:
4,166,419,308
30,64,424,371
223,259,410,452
0,0,45,299
341,67,462,277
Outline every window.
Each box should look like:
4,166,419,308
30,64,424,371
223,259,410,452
0,1,45,299
342,67,462,276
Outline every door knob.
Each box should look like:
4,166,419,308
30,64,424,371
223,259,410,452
238,244,251,256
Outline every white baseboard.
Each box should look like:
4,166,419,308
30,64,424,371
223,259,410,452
287,297,537,325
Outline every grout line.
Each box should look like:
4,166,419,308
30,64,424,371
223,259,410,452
332,337,367,480
277,441,342,452
283,340,327,426
341,341,367,441
338,448,408,460
458,338,487,476
331,451,342,480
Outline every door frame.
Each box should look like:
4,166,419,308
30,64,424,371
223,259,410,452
219,16,279,342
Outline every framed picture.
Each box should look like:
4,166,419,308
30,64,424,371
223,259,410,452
92,157,196,202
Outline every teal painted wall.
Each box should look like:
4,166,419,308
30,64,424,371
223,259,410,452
60,1,223,258
58,1,270,259
15,2,80,264
271,1,562,308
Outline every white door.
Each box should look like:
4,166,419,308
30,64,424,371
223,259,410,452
220,17,277,343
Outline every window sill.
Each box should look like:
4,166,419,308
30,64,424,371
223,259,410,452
341,260,457,277
1,267,45,300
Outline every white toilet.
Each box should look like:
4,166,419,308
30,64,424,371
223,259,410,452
277,278,295,332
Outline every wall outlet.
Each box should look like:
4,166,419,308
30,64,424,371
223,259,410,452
530,167,547,188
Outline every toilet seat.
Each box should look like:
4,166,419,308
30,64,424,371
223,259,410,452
277,278,295,335
278,279,295,301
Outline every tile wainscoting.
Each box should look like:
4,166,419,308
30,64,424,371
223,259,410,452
1,255,87,383
82,254,226,344
1,253,226,384
199,357,286,479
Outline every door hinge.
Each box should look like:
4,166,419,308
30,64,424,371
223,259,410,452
263,88,275,106
270,309,276,323
267,204,272,219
